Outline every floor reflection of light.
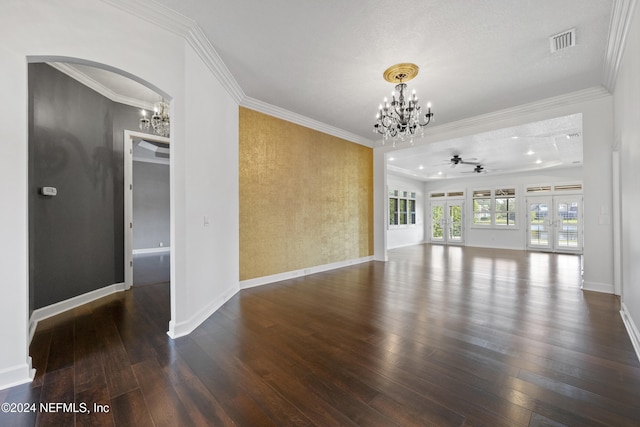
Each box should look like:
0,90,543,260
382,244,585,387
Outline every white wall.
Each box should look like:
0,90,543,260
374,149,388,260
172,46,239,337
0,0,240,389
613,1,640,358
387,174,426,249
374,88,614,294
423,167,583,250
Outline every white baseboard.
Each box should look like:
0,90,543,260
240,256,374,290
388,241,427,250
463,243,526,251
167,283,238,339
0,358,35,391
29,282,126,343
621,302,640,363
133,247,170,255
581,280,614,294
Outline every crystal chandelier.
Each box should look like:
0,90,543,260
374,63,433,144
140,100,170,137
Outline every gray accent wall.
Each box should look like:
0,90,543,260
29,63,141,311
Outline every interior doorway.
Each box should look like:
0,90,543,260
28,58,174,342
124,130,170,289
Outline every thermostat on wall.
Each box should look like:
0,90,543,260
40,187,57,196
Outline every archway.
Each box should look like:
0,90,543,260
27,56,174,341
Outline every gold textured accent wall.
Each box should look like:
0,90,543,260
239,107,373,281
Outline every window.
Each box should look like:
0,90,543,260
472,190,492,226
472,188,517,227
389,189,417,227
495,188,516,226
389,193,399,225
554,183,582,192
409,199,416,224
526,185,552,193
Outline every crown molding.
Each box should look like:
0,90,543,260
99,0,244,103
375,86,611,148
99,0,193,37
185,25,245,104
603,0,638,91
241,97,374,147
47,62,155,110
100,0,372,146
102,0,629,149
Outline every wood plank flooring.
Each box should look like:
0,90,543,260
3,244,640,426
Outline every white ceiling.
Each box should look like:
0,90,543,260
152,0,611,139
52,0,615,179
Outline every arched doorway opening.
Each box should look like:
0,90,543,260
27,56,174,341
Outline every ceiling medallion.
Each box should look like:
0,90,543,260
374,63,433,145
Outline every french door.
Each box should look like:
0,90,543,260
527,195,582,253
430,201,464,245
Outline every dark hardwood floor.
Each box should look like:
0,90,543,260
133,253,170,286
3,244,640,426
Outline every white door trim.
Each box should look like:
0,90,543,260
123,130,170,289
526,195,583,254
429,199,465,245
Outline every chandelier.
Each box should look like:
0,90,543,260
374,63,433,144
140,100,170,137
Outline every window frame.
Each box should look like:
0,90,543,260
388,189,417,229
471,187,518,229
494,188,517,227
472,189,492,227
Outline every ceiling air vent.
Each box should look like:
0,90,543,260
550,28,576,53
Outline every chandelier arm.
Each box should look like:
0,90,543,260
418,111,433,127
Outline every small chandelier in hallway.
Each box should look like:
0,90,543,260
140,100,170,137
373,63,433,144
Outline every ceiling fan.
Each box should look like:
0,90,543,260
448,154,480,167
461,164,487,174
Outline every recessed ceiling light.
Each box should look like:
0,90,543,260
535,159,542,164
419,165,424,170
388,157,395,161
512,136,519,139
438,171,443,175
526,150,534,155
